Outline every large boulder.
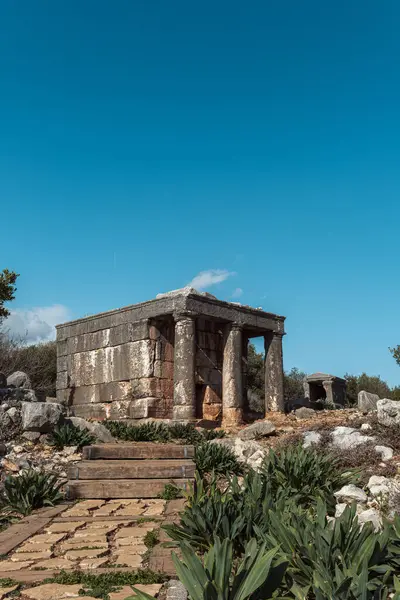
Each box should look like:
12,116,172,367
238,420,275,441
21,402,64,432
67,417,115,443
211,437,266,470
294,407,316,419
7,371,32,389
377,399,400,426
303,431,322,448
358,390,379,413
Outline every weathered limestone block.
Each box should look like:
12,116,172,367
7,371,32,389
109,320,150,346
56,371,68,390
358,390,379,413
57,339,68,357
21,402,64,432
203,385,221,405
377,399,400,426
203,403,222,421
57,356,67,372
71,381,132,405
68,417,115,442
67,329,110,354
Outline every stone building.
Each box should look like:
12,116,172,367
56,288,286,425
303,372,347,406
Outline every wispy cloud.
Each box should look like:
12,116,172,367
2,305,71,344
188,269,236,291
231,287,243,299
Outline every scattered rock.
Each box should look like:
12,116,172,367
7,407,19,423
2,459,19,472
238,420,275,441
166,580,187,600
334,484,368,504
331,426,374,450
358,390,379,413
7,371,32,389
335,503,347,518
22,431,41,442
375,445,393,461
361,423,373,431
377,399,400,427
303,431,322,448
367,475,391,497
211,437,266,470
67,417,114,443
358,508,382,530
21,402,64,432
294,407,316,419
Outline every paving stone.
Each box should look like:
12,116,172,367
45,521,86,533
148,547,178,575
115,527,147,539
70,533,108,544
142,502,165,516
79,557,109,569
28,533,67,544
59,542,109,552
65,549,107,561
0,585,19,599
33,557,77,570
77,523,121,532
113,502,145,516
112,554,143,568
24,583,83,600
109,584,162,600
0,560,33,571
115,542,147,554
16,542,54,553
11,551,52,561
115,537,146,548
62,500,106,517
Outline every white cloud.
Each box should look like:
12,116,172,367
231,287,243,298
2,305,71,344
188,269,236,291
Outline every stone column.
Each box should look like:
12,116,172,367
323,380,334,404
264,332,284,412
173,313,196,421
222,323,243,425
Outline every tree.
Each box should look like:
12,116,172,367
390,346,400,367
284,367,307,403
0,269,19,323
344,372,393,405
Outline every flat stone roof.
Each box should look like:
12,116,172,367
56,288,285,336
307,372,346,383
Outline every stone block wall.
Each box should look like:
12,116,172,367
57,317,175,421
195,319,223,421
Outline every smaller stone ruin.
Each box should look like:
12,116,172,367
303,372,347,407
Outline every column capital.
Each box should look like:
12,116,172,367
173,311,197,322
230,322,243,331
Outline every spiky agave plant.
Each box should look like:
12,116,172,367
47,423,95,450
127,538,287,600
1,470,64,516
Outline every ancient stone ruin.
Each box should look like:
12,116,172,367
56,288,286,424
303,372,347,406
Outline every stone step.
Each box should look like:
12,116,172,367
68,459,195,480
82,443,195,460
65,478,194,499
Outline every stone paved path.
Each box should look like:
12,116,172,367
0,499,184,582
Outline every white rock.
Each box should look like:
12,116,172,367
334,484,368,504
210,437,267,471
361,423,373,431
375,446,394,461
367,475,390,497
335,503,347,517
63,446,78,456
12,445,24,454
302,431,321,448
358,391,379,413
331,426,374,450
358,508,382,530
377,399,400,426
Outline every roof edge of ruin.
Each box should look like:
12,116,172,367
56,288,285,329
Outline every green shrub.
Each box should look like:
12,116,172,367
1,470,63,516
158,483,182,500
129,538,287,600
260,443,356,512
257,501,396,599
194,442,243,477
104,421,170,443
143,529,159,549
47,423,95,450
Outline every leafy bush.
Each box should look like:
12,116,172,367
260,443,356,512
158,484,182,500
168,423,203,444
47,423,95,450
194,442,243,477
1,470,64,516
104,421,170,443
130,539,287,600
257,501,396,599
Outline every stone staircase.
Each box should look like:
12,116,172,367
65,443,195,499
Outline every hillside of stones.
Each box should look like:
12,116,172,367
2,369,400,528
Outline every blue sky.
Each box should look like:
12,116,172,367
1,0,400,385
